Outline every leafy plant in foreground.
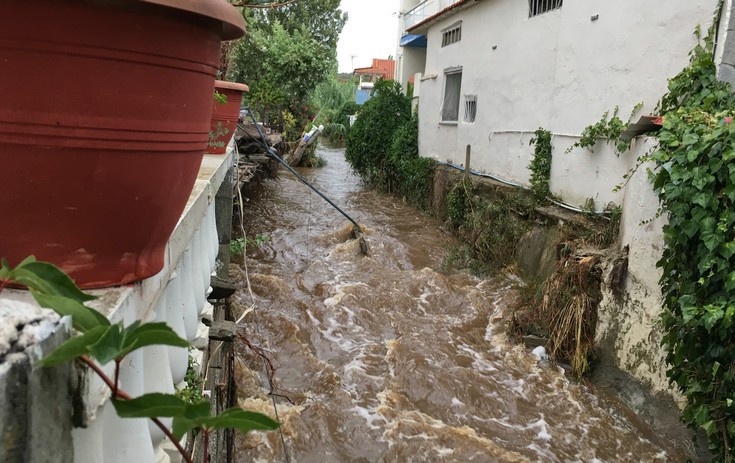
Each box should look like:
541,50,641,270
0,257,278,463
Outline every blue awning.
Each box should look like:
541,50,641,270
400,34,427,48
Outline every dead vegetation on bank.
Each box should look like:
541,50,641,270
438,169,624,378
509,249,603,377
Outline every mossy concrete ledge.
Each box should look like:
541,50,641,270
0,146,236,463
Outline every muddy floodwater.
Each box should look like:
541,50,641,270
232,145,690,462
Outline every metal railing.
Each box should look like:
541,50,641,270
402,0,462,31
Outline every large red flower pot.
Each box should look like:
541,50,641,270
207,80,250,154
0,0,245,288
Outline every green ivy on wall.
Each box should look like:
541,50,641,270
528,128,553,202
649,8,735,460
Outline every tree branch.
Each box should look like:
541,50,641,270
80,356,194,463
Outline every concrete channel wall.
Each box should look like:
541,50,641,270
0,147,236,462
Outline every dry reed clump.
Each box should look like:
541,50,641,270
507,249,603,378
543,254,602,377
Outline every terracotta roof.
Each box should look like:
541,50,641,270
353,59,396,80
407,0,479,33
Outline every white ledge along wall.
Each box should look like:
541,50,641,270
0,144,235,463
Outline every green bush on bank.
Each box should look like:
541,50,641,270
345,80,434,211
346,80,411,182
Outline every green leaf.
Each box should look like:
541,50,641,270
720,241,735,260
681,220,699,238
118,323,189,359
683,133,699,145
200,407,279,433
702,420,717,436
702,306,724,332
112,393,189,418
38,326,108,367
15,261,95,302
692,192,711,207
31,292,110,333
89,325,125,365
702,232,721,252
725,271,735,292
171,402,213,440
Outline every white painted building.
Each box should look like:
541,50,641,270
396,0,735,396
398,0,729,209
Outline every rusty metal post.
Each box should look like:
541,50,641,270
465,144,471,180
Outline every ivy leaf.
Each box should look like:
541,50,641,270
118,322,189,359
679,295,699,324
30,292,110,333
702,305,724,332
725,271,735,292
702,420,717,436
681,220,699,238
37,326,108,367
112,393,189,418
720,241,735,260
692,192,711,207
702,232,721,252
683,133,699,146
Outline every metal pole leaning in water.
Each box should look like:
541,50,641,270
239,107,368,254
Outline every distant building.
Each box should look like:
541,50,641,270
353,58,396,105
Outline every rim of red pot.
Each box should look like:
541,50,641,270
142,0,246,40
215,80,250,92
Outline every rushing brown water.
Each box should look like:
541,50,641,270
232,145,687,463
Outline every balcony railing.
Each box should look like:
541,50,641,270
403,0,461,31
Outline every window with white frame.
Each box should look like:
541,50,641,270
441,22,462,47
464,95,477,123
528,0,562,17
441,69,462,122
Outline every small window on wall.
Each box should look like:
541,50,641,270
441,22,462,47
529,0,562,17
441,70,462,122
464,95,477,123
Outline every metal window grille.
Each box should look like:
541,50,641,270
463,95,477,123
528,0,562,17
441,24,462,47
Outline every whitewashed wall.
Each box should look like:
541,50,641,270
416,0,718,209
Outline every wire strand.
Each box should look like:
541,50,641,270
234,142,292,463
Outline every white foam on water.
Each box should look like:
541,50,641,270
527,442,560,463
457,344,498,373
436,447,455,456
527,417,552,441
350,404,387,431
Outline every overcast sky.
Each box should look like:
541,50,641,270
337,0,399,73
